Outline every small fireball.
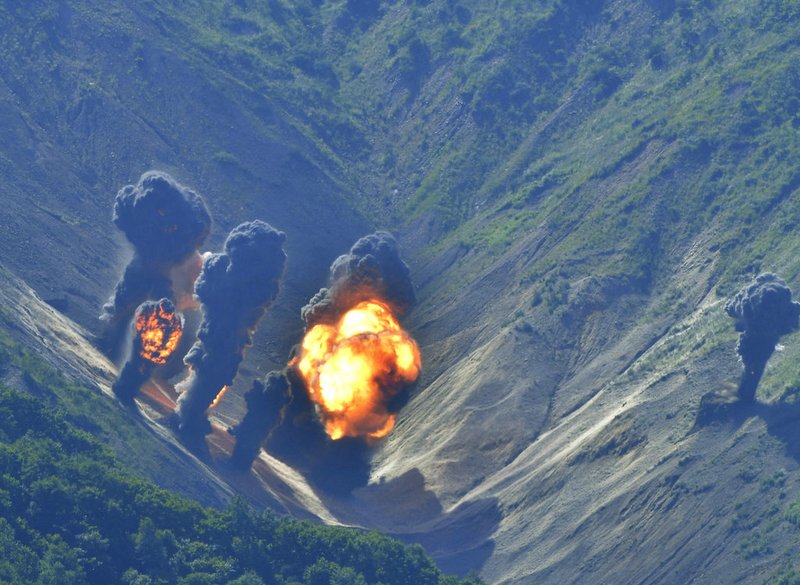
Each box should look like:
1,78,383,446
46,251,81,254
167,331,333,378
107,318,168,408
208,386,229,410
296,300,421,440
135,299,183,365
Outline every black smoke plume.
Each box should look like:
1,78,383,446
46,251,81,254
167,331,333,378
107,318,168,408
260,365,371,494
725,273,800,401
113,298,183,404
100,171,211,358
255,232,415,491
229,371,290,470
301,231,416,327
174,220,286,438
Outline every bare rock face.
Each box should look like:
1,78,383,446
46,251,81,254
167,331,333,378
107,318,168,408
5,3,800,585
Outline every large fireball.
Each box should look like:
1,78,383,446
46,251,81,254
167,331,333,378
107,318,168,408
135,300,183,365
297,300,421,440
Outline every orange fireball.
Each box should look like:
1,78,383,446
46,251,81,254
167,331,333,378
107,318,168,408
135,301,183,365
208,385,229,410
297,300,421,440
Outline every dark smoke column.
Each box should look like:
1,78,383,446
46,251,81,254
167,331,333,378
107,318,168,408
113,298,183,404
100,171,211,358
175,220,286,438
725,273,800,401
301,230,416,327
258,232,417,491
229,371,290,470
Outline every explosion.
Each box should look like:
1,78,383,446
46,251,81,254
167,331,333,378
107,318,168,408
113,298,183,404
100,171,210,359
297,300,421,440
228,231,416,476
136,301,183,365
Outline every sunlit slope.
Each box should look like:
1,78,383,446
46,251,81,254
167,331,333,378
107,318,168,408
381,218,800,583
3,1,800,584
0,266,233,507
0,265,343,521
363,5,800,584
0,1,368,372
358,2,800,582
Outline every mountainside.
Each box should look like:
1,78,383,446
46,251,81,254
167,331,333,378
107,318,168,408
0,377,479,585
3,1,800,583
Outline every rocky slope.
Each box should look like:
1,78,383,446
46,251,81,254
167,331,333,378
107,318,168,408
3,1,800,583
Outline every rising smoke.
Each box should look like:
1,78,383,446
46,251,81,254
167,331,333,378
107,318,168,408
100,172,211,358
174,220,286,438
725,273,800,401
229,371,290,470
301,231,416,327
296,231,419,441
226,231,418,477
230,232,418,486
113,298,183,404
263,365,372,494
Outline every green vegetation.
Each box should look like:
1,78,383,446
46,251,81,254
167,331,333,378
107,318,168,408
0,323,212,491
0,321,482,584
0,384,482,585
4,1,800,583
768,567,800,585
5,0,800,294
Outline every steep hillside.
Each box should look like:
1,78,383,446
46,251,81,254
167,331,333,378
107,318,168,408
387,3,800,583
0,379,480,585
0,0,367,370
3,1,800,584
365,1,800,582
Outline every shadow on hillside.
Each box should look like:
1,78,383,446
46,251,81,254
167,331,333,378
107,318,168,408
129,373,501,574
695,389,800,462
195,368,501,576
265,388,372,496
756,398,800,462
354,469,501,577
261,370,417,496
256,383,501,574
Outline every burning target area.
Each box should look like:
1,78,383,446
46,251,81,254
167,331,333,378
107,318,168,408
99,201,420,474
113,298,183,403
297,300,421,440
136,300,183,365
231,232,420,475
100,171,210,358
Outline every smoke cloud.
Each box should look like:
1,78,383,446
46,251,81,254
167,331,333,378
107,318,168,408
100,171,211,357
113,298,183,404
296,231,419,441
174,220,286,438
725,273,800,401
263,366,371,494
301,231,416,327
229,371,290,470
227,231,417,481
